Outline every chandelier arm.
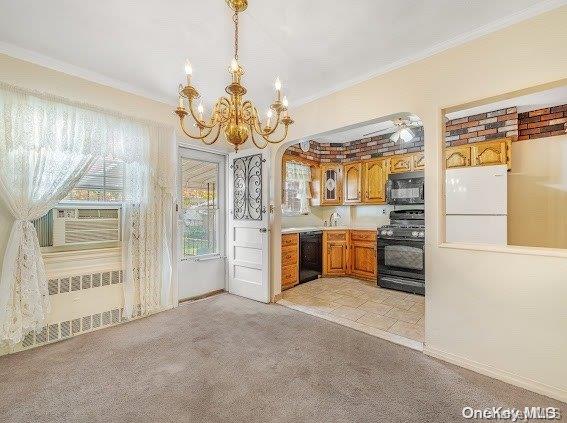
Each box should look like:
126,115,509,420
179,116,217,140
249,125,268,149
259,123,290,144
199,121,223,145
186,99,217,130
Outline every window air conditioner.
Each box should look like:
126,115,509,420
52,208,121,246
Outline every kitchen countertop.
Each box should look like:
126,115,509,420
281,226,379,234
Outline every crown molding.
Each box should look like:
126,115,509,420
0,41,171,105
292,0,567,108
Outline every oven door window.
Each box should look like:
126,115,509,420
384,245,424,270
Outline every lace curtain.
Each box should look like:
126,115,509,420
122,125,175,318
0,83,175,345
282,162,311,215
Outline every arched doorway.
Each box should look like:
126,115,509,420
272,113,426,350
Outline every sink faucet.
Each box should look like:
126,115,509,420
330,212,341,227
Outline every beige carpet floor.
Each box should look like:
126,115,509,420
0,293,563,422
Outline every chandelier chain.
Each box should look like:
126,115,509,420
233,11,239,61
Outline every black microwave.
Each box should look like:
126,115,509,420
386,171,424,205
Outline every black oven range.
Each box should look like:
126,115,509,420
377,209,425,295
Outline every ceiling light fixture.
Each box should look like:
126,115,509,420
390,118,415,143
174,0,293,151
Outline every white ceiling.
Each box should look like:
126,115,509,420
0,0,562,111
445,85,567,119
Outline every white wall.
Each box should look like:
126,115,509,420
270,7,567,401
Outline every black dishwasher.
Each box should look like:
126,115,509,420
299,231,323,284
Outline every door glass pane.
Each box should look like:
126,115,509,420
181,158,219,257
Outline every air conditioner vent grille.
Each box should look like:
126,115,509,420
54,207,121,246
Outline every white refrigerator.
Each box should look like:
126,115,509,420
445,164,508,245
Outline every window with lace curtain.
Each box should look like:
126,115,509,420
282,162,311,216
33,157,124,250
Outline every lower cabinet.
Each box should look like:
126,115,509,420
281,233,299,290
349,230,377,280
323,230,349,276
323,230,377,280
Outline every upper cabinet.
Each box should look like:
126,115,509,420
413,152,425,171
391,152,425,174
445,138,511,170
320,163,343,205
445,145,471,168
390,155,412,174
343,162,362,204
471,139,511,169
363,158,388,204
287,151,425,207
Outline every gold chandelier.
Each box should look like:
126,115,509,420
175,0,293,151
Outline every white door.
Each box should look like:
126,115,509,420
227,150,270,303
177,148,226,300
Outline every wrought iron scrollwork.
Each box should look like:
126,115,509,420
233,154,263,220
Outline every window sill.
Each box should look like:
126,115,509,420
42,247,122,278
438,242,567,259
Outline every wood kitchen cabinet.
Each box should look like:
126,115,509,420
413,152,425,171
445,138,511,170
445,145,471,168
362,158,388,204
349,230,377,281
323,230,349,276
281,233,299,290
320,163,343,205
471,138,511,169
390,154,413,174
390,152,425,174
343,162,362,203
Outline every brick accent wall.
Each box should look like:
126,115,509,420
286,127,424,164
445,107,518,147
518,105,567,141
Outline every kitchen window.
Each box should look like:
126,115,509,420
282,161,311,216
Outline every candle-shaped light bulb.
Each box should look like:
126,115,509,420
274,77,282,92
198,102,204,120
184,59,192,85
184,60,193,76
178,95,184,108
231,58,239,72
282,96,289,117
266,109,273,128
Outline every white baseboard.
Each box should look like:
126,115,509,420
424,345,567,403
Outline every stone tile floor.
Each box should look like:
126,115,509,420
278,277,425,348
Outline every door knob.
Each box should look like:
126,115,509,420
259,228,268,233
